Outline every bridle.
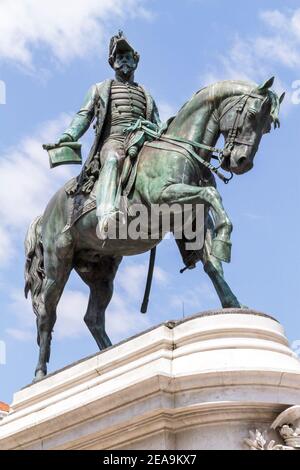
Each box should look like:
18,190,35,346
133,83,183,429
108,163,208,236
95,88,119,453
218,91,266,161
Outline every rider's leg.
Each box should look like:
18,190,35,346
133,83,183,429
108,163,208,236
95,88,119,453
95,139,125,238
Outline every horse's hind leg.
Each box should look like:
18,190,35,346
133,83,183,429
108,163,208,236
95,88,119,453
75,256,122,350
35,246,73,381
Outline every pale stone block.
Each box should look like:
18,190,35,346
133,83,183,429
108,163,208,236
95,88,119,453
0,310,299,450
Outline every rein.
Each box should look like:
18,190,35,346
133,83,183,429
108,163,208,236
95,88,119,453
128,122,234,184
159,135,233,184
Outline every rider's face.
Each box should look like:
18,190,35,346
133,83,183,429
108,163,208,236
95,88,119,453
113,51,137,76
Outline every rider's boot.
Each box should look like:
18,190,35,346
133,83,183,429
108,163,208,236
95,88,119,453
96,157,122,240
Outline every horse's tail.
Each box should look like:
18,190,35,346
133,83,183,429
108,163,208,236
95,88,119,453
24,215,44,319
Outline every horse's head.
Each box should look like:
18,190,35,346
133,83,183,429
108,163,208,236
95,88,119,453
219,77,285,175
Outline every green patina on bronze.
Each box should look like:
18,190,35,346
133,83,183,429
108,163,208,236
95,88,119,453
24,32,284,381
43,142,82,168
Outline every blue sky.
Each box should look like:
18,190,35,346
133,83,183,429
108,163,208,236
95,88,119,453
1,0,300,404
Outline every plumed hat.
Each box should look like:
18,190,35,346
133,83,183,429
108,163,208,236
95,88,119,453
108,30,140,68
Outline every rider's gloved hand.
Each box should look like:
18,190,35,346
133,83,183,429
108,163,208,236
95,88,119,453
57,134,73,144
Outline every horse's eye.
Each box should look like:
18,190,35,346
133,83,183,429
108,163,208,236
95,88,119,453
247,109,257,119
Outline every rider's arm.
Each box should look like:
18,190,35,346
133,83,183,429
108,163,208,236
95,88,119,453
58,84,98,143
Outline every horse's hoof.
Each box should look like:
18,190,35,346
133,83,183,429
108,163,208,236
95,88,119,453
222,299,248,309
211,239,232,263
33,369,46,383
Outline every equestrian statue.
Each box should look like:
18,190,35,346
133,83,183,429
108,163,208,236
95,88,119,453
24,32,285,380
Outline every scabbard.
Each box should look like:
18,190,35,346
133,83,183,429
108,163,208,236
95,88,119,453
140,247,156,314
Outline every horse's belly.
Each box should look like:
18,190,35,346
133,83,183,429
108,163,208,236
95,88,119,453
76,237,160,258
74,210,160,258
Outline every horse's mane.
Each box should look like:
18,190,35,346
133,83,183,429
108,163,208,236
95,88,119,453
268,90,281,128
169,80,281,129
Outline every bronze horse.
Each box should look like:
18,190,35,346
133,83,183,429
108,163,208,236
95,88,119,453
25,78,284,380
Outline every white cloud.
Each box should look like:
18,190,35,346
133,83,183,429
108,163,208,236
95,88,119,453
258,9,300,69
106,291,150,340
260,9,300,42
157,101,177,122
170,282,218,312
5,288,35,342
5,281,151,344
5,328,34,342
0,113,74,229
0,80,6,104
254,36,300,70
56,290,89,339
202,34,279,86
117,262,148,301
5,257,168,343
201,8,300,111
102,261,167,341
53,260,168,342
153,265,169,284
6,287,90,341
202,10,300,81
0,226,15,265
117,261,168,302
0,0,151,69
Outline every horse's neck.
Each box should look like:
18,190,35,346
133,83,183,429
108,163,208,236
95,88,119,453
166,82,254,158
166,89,220,158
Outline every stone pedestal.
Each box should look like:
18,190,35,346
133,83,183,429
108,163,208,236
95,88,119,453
0,309,300,450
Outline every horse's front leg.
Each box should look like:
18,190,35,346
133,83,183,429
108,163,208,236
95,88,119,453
202,216,243,308
160,183,232,262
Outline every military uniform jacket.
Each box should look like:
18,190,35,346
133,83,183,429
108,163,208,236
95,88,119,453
63,79,160,194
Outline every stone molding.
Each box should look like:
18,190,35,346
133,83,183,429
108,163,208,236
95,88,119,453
1,310,300,450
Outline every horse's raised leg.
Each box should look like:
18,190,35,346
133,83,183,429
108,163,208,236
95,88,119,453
75,256,122,350
160,183,232,262
202,215,242,308
35,242,73,381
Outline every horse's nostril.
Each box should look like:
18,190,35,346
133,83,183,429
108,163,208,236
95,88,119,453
237,156,247,166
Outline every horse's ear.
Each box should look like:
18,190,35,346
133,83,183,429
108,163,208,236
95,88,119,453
257,76,275,93
279,92,285,104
